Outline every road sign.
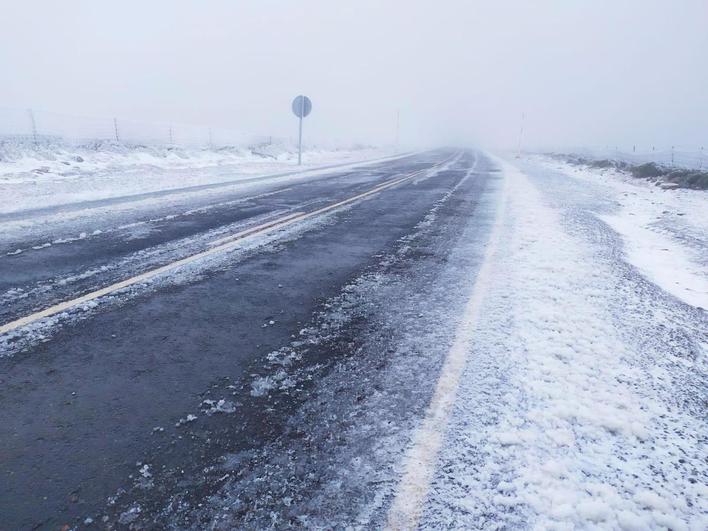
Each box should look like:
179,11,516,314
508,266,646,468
292,95,312,118
292,95,312,165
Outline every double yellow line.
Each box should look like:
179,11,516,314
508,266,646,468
0,156,456,336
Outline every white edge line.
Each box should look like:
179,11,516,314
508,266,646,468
385,152,508,530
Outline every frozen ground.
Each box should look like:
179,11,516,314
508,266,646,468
0,141,393,214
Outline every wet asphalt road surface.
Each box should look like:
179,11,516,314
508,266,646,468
0,149,500,529
0,153,424,324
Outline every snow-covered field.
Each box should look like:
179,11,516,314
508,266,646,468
553,147,708,171
0,141,394,214
535,156,708,310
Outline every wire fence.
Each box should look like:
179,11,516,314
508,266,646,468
0,107,277,148
564,145,707,171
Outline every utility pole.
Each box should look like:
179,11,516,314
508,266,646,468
516,112,525,158
113,118,120,142
27,109,38,144
169,126,174,145
395,109,400,148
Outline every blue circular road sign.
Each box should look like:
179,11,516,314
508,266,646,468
292,95,312,118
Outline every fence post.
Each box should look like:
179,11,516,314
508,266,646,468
27,109,38,144
671,146,675,167
113,118,120,142
700,146,704,171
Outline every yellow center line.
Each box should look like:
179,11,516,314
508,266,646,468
0,155,457,336
208,211,307,247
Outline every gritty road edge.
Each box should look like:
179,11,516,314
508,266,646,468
386,152,509,530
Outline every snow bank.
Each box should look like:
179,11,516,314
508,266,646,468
538,156,708,309
0,139,378,179
0,139,391,214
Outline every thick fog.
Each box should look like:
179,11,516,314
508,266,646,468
2,0,706,149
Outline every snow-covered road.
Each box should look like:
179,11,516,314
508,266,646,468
0,149,705,529
160,154,706,529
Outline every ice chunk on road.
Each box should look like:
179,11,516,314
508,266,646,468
201,398,237,415
175,414,197,427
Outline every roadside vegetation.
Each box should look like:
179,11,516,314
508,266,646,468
550,153,708,190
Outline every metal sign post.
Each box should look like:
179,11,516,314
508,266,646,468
298,99,303,165
291,95,312,165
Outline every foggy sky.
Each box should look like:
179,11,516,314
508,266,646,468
2,0,707,149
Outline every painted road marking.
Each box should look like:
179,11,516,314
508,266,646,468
207,211,307,247
0,155,458,336
386,155,507,530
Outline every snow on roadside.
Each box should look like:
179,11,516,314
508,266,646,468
0,142,395,215
422,159,707,529
0,140,380,182
535,156,708,309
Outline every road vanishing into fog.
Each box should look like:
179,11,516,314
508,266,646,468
0,150,504,529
